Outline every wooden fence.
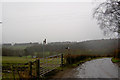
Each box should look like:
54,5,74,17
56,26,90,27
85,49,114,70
2,53,64,79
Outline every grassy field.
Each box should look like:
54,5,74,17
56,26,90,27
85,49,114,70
2,56,62,71
2,56,62,79
2,56,36,64
2,56,35,79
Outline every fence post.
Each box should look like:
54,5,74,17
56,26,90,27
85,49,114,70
11,65,15,80
36,59,40,79
29,61,32,77
61,54,63,67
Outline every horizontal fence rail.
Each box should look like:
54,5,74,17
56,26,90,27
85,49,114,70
2,53,64,79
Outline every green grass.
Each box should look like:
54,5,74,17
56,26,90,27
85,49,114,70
2,56,63,79
111,57,120,63
2,56,36,64
39,58,62,71
2,56,36,75
2,56,36,79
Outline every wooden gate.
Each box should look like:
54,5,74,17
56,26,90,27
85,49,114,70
2,53,64,79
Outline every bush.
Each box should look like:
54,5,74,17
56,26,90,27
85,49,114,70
64,54,107,64
114,49,120,59
64,54,90,64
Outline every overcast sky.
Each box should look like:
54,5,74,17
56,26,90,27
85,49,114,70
1,0,115,43
0,0,1,60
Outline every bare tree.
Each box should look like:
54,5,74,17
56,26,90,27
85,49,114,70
93,0,120,58
93,0,120,36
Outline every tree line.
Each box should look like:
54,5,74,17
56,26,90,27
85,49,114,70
2,39,118,57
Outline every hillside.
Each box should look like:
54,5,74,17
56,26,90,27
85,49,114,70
3,42,39,50
2,39,119,57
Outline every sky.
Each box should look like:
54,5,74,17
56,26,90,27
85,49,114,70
1,0,106,2
0,2,2,45
1,0,115,43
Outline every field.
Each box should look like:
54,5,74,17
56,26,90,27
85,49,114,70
2,56,62,64
2,56,36,64
2,56,62,79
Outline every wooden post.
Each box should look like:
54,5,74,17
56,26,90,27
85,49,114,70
29,61,32,77
61,54,63,67
36,59,40,79
16,65,21,79
11,65,15,80
17,69,21,79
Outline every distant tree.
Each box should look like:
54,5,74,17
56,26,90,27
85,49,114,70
93,0,120,58
24,48,29,56
2,48,17,56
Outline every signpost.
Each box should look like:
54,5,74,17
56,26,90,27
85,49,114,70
43,39,46,59
66,46,71,64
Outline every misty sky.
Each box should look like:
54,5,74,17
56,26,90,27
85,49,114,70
0,2,2,44
2,1,115,43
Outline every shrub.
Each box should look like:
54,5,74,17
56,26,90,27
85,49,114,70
64,54,107,64
64,54,90,64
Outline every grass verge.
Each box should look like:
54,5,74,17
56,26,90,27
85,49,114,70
65,57,108,68
111,57,120,63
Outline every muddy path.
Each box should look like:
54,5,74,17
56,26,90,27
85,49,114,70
51,58,118,78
